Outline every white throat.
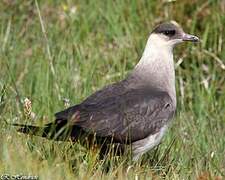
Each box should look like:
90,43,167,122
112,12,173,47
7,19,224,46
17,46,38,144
133,34,176,105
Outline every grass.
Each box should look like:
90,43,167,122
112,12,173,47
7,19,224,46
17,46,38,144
0,0,225,179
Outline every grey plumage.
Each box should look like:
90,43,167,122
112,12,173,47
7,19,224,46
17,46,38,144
56,82,175,143
13,21,199,160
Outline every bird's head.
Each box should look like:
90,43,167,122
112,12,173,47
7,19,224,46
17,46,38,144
149,21,199,49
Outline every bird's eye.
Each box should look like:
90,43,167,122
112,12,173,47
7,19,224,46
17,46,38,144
163,30,176,36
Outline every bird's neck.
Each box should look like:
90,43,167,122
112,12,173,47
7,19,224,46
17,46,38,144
131,35,176,104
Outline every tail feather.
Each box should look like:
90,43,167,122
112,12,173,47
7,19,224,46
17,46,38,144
12,121,125,157
13,123,47,135
12,120,79,141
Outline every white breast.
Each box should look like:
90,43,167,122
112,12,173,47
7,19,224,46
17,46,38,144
133,33,177,107
132,125,168,161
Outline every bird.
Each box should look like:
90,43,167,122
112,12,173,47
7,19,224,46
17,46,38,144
13,21,199,161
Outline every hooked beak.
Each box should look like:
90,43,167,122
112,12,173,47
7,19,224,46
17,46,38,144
182,33,199,42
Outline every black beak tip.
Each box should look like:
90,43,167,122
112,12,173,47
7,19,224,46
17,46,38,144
191,36,199,42
183,34,200,43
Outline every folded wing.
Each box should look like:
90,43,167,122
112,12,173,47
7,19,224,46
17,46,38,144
55,87,175,143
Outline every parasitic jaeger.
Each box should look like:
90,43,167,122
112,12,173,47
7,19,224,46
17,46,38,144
13,21,199,161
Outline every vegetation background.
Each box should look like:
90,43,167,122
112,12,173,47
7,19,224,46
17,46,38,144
0,0,225,179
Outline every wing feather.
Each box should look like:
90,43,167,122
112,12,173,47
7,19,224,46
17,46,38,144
55,87,175,143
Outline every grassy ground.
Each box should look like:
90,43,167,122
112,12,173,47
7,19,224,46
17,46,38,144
0,0,225,179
